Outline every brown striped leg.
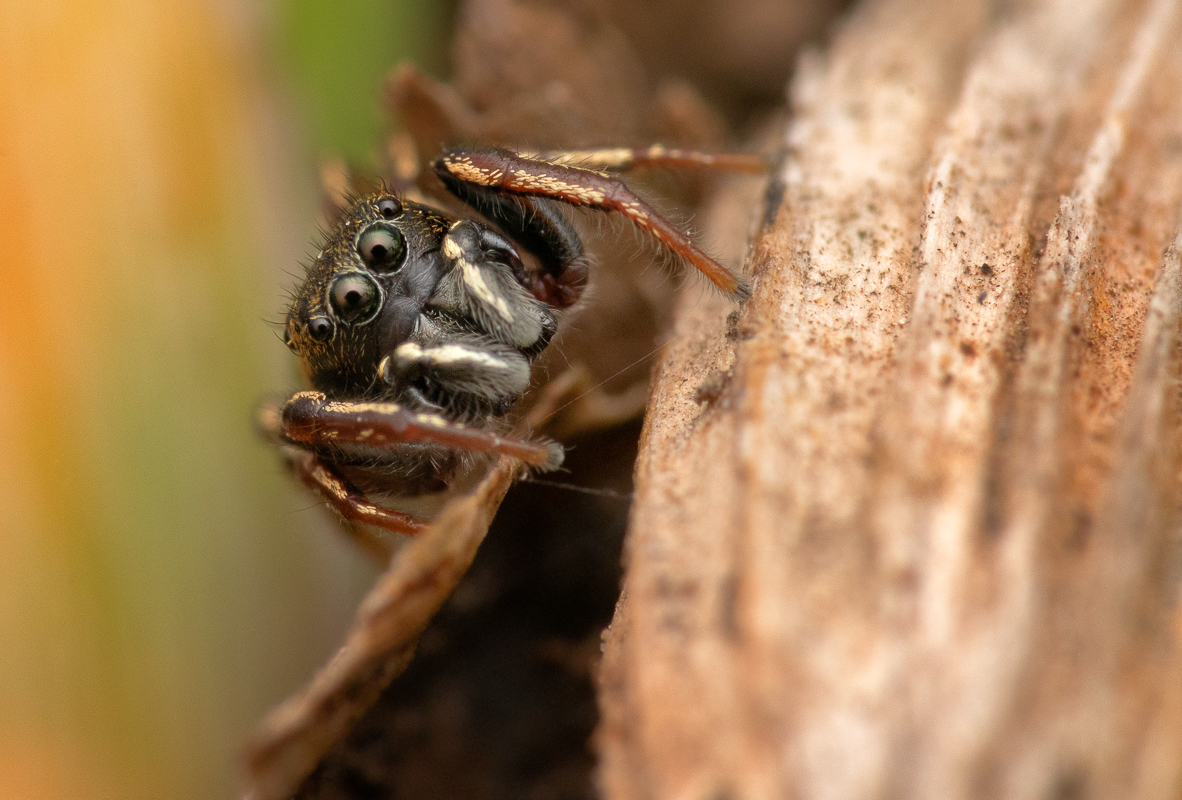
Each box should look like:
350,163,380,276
529,146,767,175
288,447,428,536
281,391,564,470
434,148,753,301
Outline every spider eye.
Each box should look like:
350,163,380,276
377,197,401,219
307,316,333,341
328,273,380,324
357,222,406,271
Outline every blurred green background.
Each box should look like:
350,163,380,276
0,1,447,798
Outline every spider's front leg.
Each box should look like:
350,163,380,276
530,145,767,175
281,392,563,468
286,447,429,536
267,392,563,536
259,401,429,536
433,146,754,301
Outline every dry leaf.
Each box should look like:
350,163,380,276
242,457,518,800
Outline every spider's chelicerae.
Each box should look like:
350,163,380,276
263,146,759,535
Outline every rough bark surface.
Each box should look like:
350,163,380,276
598,0,1182,798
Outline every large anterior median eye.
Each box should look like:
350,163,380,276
328,273,380,324
357,222,406,271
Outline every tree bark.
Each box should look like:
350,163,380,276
598,0,1182,797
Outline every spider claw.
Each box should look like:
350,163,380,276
733,276,753,303
539,442,565,472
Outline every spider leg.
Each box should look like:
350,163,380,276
281,391,563,470
527,146,767,175
262,402,429,536
434,147,752,301
288,447,428,536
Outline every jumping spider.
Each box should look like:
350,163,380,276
262,146,757,535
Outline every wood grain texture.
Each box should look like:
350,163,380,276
597,0,1182,797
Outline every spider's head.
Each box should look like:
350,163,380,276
284,194,449,398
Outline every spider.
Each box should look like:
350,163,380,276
262,145,759,536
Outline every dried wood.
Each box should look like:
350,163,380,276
598,0,1182,797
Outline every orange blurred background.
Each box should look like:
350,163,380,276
0,2,444,797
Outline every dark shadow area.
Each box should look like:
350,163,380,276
297,421,640,800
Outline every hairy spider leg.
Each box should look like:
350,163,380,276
434,147,752,301
281,391,564,469
289,447,428,535
528,146,767,175
262,402,428,536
